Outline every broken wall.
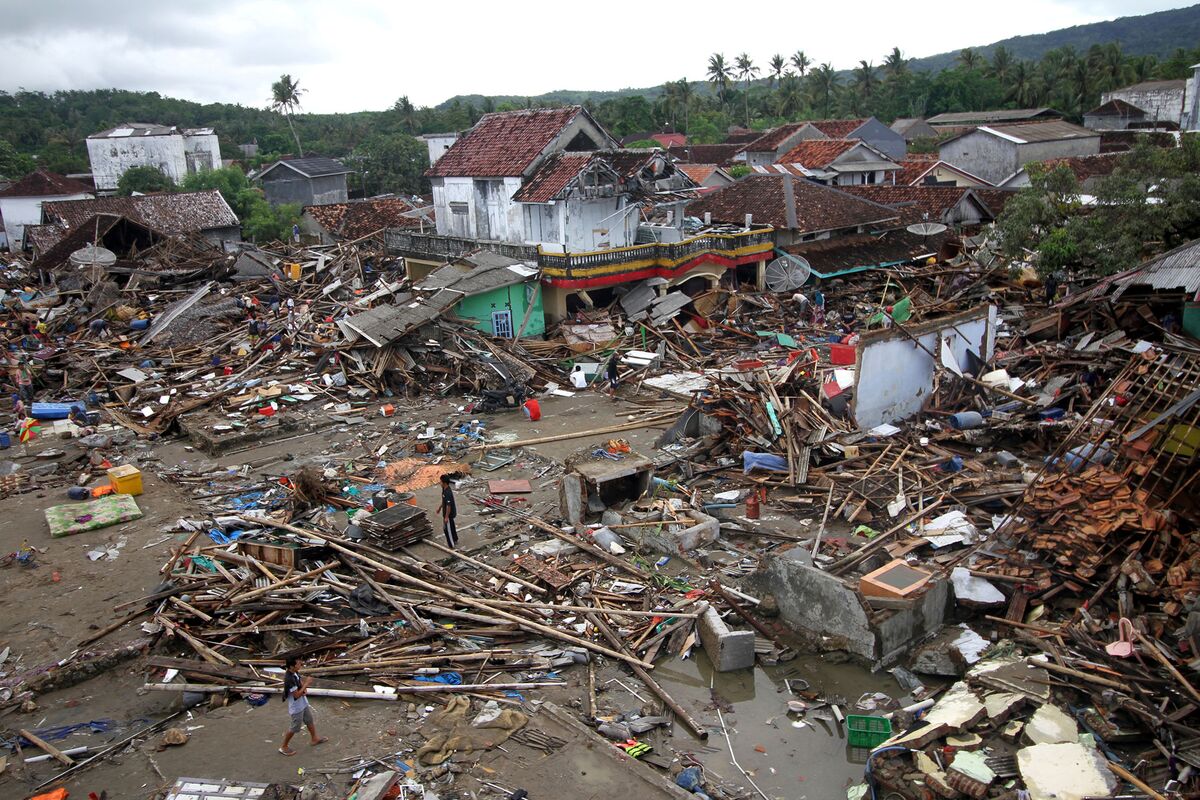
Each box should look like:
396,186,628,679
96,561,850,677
854,305,997,429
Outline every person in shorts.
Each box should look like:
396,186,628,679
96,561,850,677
279,656,327,755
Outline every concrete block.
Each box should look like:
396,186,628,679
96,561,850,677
559,474,584,527
697,605,755,672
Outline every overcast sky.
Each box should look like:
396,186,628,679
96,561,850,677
0,0,1190,113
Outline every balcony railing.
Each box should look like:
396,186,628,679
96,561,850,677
384,230,539,262
538,228,775,280
384,227,775,279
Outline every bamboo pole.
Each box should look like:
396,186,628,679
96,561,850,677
424,539,546,595
474,412,679,451
144,682,559,698
239,516,654,670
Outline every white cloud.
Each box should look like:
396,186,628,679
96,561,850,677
0,0,1190,112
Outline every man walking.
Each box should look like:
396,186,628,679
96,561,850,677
279,656,327,756
605,353,620,399
436,473,458,549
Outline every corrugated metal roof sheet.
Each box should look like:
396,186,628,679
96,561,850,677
1111,238,1200,299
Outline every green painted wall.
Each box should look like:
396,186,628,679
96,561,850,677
456,282,545,338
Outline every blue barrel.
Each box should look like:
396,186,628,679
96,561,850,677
0,431,9,449
129,318,150,331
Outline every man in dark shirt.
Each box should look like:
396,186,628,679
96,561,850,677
436,474,458,549
606,353,620,398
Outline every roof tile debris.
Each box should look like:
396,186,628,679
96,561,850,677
1086,98,1147,117
0,169,93,198
1038,152,1123,183
744,123,809,152
426,107,587,178
686,174,899,233
678,164,723,184
510,153,596,203
304,197,431,239
41,190,239,238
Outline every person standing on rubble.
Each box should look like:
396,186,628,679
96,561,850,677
279,656,327,756
437,473,459,549
605,352,620,398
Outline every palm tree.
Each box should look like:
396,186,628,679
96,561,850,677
676,78,695,132
852,60,878,114
810,63,839,118
775,73,805,117
1131,55,1157,83
768,54,786,87
270,74,306,156
392,95,417,134
1091,42,1130,92
791,50,812,78
735,53,760,127
1005,61,1039,107
883,47,908,81
957,48,983,71
707,53,732,109
988,46,1014,83
1069,61,1093,116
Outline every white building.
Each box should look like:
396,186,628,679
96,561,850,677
420,133,460,167
86,123,221,192
426,106,623,247
0,170,93,251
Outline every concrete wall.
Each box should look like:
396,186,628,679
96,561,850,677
1102,85,1187,125
308,173,348,206
1,193,90,249
86,131,219,192
456,282,545,337
939,131,1019,185
854,305,997,429
424,134,458,166
433,176,524,243
1014,137,1100,170
562,195,636,251
260,171,314,206
746,554,951,665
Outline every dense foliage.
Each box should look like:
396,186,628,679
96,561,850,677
997,134,1200,275
180,167,300,243
116,165,175,195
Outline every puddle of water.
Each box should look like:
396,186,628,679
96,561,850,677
654,650,903,800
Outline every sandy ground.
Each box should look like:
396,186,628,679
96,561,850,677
0,386,893,800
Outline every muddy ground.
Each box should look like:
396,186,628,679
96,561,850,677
0,388,892,800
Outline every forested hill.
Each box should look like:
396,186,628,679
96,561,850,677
436,3,1200,109
907,3,1200,74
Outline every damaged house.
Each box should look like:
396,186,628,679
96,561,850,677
388,106,775,323
755,139,901,186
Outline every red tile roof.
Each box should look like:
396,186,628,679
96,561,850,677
778,139,859,169
41,190,239,234
840,185,983,224
426,107,585,178
678,164,721,183
1039,152,1123,182
893,155,992,187
667,144,745,165
303,197,431,239
0,169,93,198
973,188,1019,215
686,174,899,233
510,153,595,203
722,129,761,144
652,133,687,148
806,118,868,138
744,123,808,152
1086,98,1146,117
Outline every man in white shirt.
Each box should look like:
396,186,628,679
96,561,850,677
279,656,328,756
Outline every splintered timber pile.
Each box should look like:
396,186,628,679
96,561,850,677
125,509,715,737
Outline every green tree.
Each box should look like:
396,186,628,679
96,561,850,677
790,50,811,78
768,54,786,87
117,165,175,195
810,64,839,118
352,133,429,196
0,139,34,179
269,74,305,156
988,46,1014,83
775,73,806,117
734,53,760,127
851,61,879,114
728,164,752,178
957,48,983,71
707,53,732,109
243,202,301,243
883,47,909,81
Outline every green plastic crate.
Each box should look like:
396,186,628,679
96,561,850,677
846,714,892,748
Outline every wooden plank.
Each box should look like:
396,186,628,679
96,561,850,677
19,729,74,766
487,479,533,494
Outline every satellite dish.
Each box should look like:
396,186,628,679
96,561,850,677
906,222,948,236
69,244,117,269
764,254,812,293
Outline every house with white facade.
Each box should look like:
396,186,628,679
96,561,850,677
426,106,621,245
756,139,901,186
0,170,93,251
86,123,221,192
1101,74,1195,129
